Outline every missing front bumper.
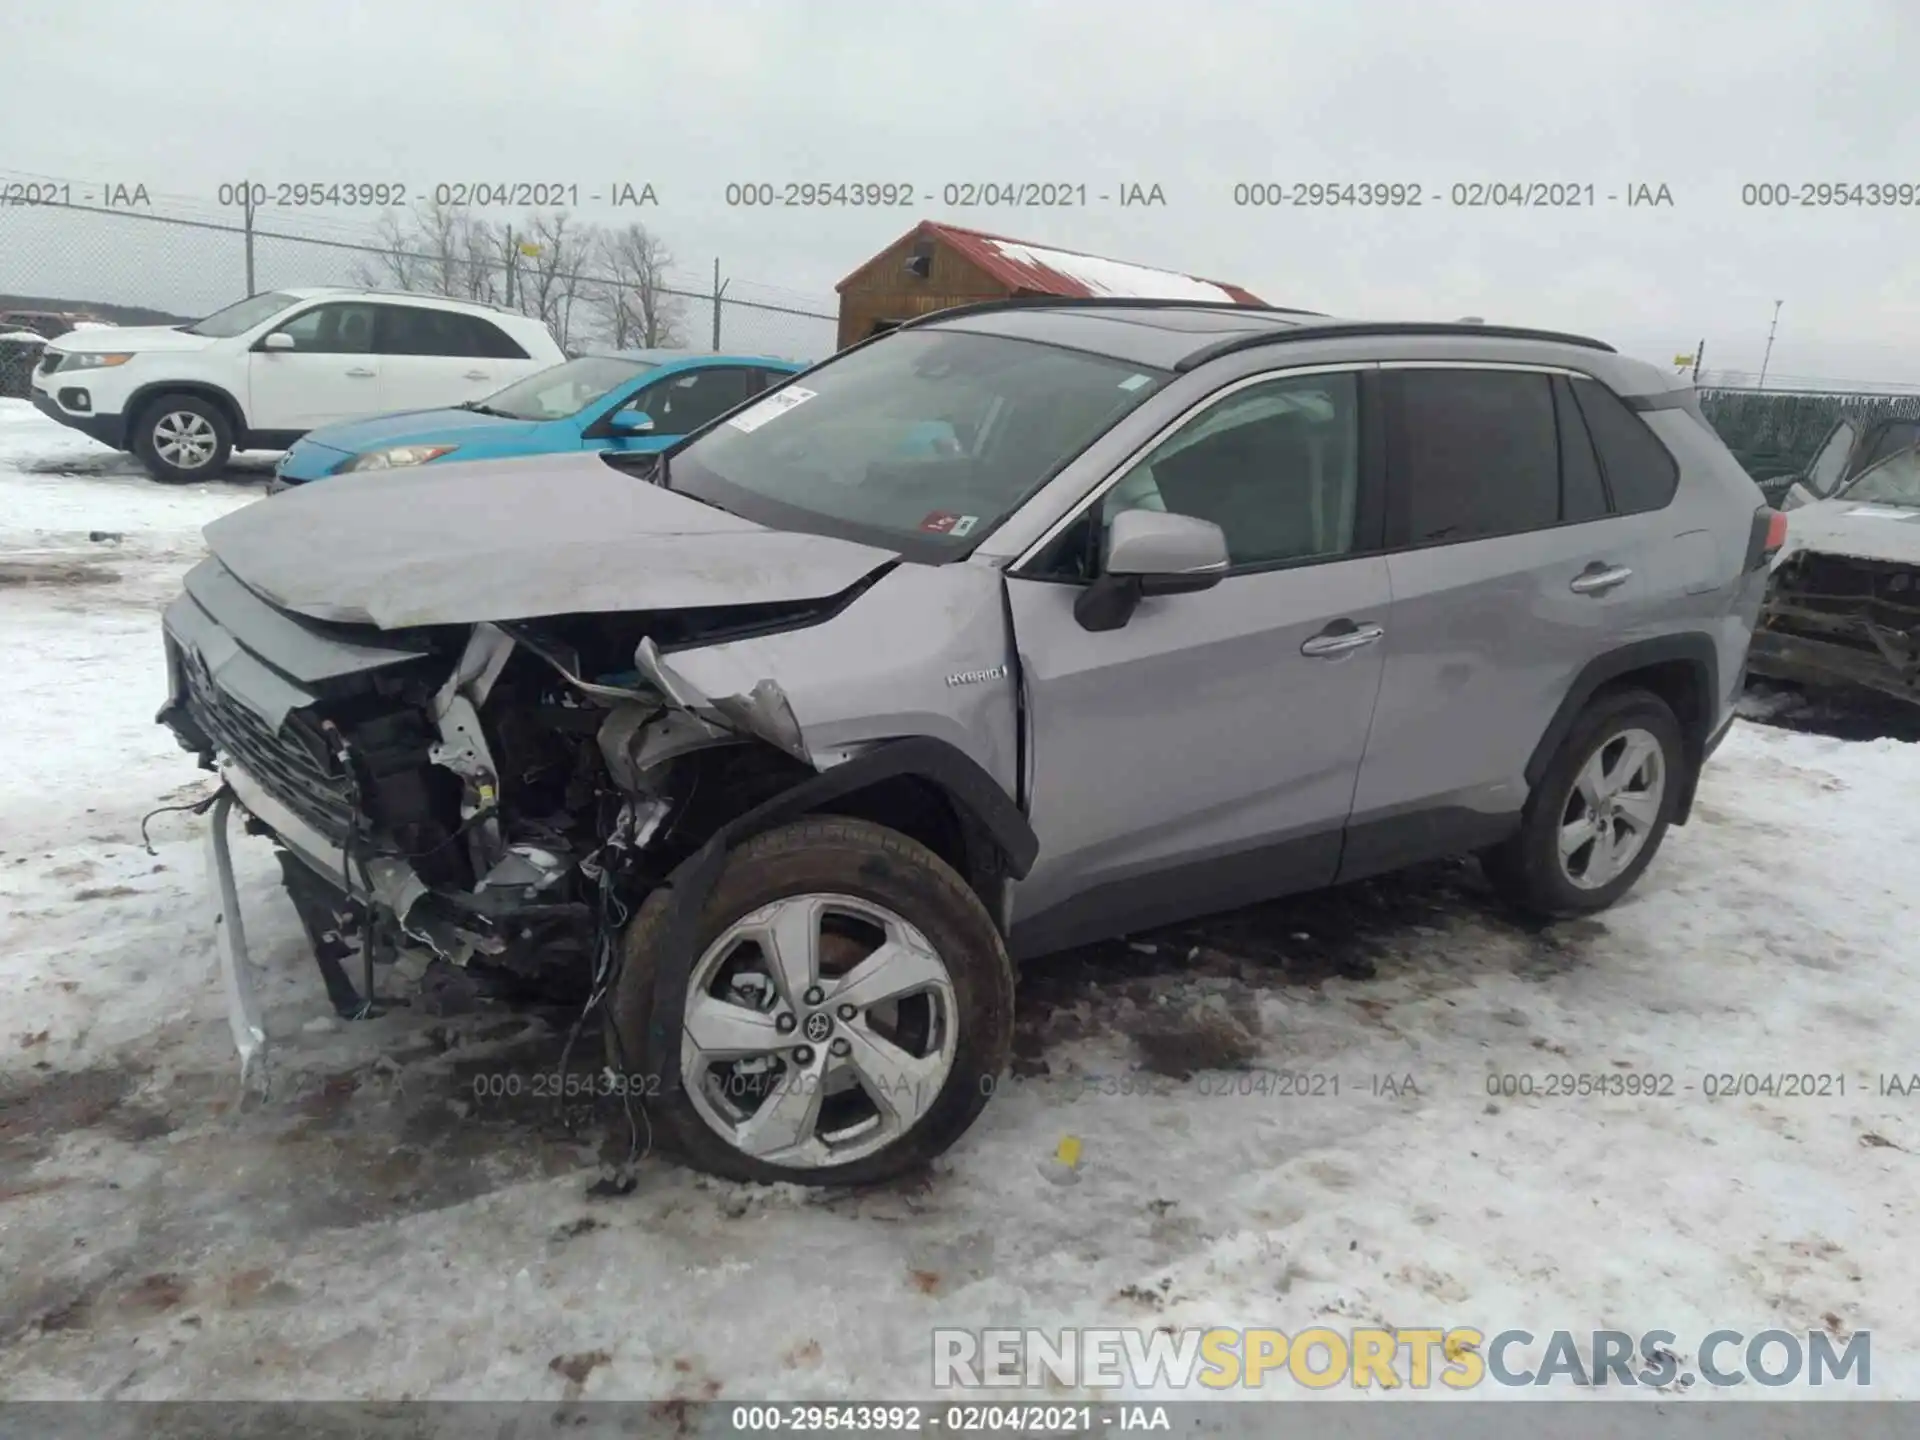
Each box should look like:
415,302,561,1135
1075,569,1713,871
1748,627,1920,706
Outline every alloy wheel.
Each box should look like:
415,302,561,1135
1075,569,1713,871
678,892,958,1168
152,410,218,470
1556,726,1666,890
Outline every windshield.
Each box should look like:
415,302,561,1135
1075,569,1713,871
665,329,1169,552
483,355,655,421
1837,446,1920,507
185,291,300,338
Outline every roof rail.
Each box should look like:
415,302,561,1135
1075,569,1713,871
903,295,1327,329
350,287,516,314
1173,321,1617,371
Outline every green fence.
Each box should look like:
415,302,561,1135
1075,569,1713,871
1697,388,1920,483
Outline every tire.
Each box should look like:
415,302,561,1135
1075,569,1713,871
606,817,1014,1186
132,393,232,483
1482,688,1685,918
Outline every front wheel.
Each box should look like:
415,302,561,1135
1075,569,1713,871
607,817,1014,1185
1483,688,1685,917
132,394,232,483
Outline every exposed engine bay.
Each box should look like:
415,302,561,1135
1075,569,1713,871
1752,548,1920,706
158,564,858,1074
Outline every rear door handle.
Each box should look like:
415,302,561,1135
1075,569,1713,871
464,370,490,380
1569,563,1633,595
1300,621,1385,657
345,366,376,378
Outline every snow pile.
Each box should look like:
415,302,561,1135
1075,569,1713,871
987,238,1241,302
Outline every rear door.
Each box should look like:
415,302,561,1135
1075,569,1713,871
1004,367,1392,955
375,305,526,411
1342,364,1653,877
247,300,382,430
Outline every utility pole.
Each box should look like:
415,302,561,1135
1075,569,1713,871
711,257,729,350
1757,301,1783,390
1692,338,1704,385
242,186,257,297
504,225,516,308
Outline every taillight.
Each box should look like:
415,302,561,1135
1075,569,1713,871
1765,508,1788,554
1744,505,1787,571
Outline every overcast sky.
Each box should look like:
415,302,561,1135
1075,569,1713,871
8,0,1919,385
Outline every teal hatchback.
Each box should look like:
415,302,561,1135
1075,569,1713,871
270,349,807,488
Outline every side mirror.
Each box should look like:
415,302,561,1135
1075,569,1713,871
1074,510,1230,632
262,331,294,352
608,408,655,435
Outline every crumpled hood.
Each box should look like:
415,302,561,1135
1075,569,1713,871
204,452,901,629
50,324,214,355
1775,497,1920,569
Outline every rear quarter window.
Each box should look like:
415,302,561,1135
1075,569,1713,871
468,315,530,360
1570,376,1680,513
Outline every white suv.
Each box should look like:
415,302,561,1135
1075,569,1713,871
29,288,564,482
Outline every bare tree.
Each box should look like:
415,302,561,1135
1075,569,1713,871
347,210,430,291
511,212,597,350
343,205,694,354
595,221,687,349
347,199,509,300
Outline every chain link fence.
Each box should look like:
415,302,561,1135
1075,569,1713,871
1696,387,1920,494
0,198,839,363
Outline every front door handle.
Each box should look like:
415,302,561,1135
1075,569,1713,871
1301,620,1385,657
345,366,376,378
1569,563,1633,595
464,370,490,381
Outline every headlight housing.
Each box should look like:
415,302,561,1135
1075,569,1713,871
337,444,461,473
55,352,134,371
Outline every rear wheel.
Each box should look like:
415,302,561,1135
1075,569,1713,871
1483,688,1684,917
607,817,1014,1185
133,394,232,483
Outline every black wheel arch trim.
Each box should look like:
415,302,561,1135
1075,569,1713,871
1525,633,1720,824
639,736,1034,1096
124,380,247,441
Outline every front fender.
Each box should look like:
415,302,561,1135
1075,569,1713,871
641,733,1036,1095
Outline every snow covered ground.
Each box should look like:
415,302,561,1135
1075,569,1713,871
1,395,1917,1409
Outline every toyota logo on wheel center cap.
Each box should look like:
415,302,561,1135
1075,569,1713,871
802,1011,833,1044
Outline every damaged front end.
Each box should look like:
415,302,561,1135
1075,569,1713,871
1750,547,1920,706
159,557,835,1086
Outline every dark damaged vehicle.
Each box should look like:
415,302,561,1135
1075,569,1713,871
160,298,1774,1185
1752,434,1920,707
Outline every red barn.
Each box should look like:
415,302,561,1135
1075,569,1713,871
834,220,1267,350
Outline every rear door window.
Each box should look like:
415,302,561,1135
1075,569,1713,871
1391,369,1561,545
378,305,470,357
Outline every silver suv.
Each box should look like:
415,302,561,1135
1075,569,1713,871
158,299,1778,1185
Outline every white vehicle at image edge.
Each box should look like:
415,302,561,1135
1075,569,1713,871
28,288,564,482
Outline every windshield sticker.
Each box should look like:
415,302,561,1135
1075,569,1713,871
726,385,816,434
919,511,978,535
1117,374,1152,391
951,515,979,536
